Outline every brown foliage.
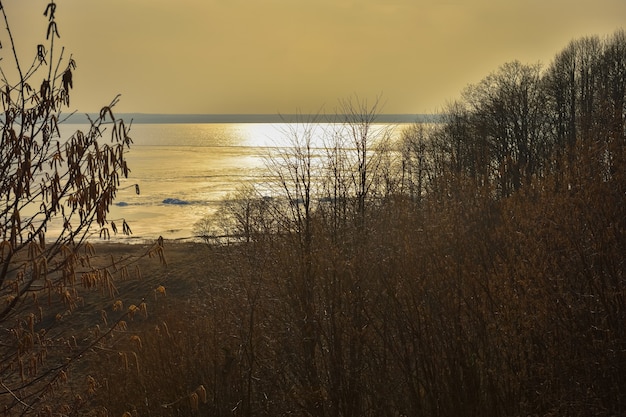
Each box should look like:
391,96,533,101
0,3,166,415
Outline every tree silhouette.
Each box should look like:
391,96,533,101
0,2,147,413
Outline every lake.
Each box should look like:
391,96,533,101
59,121,412,242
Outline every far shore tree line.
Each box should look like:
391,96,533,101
1,1,624,414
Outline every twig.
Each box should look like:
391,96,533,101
0,380,34,410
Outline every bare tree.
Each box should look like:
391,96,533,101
399,122,438,202
195,183,276,244
265,114,325,417
336,95,389,229
461,61,548,195
0,3,148,413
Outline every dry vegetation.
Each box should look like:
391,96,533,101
84,133,625,417
1,2,625,416
91,31,625,416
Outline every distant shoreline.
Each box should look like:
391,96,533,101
65,113,442,124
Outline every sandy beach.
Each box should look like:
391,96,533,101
37,240,220,345
88,240,214,302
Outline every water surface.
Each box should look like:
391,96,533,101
58,122,407,241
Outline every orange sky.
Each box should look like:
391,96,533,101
5,0,626,114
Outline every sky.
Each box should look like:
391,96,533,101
5,0,626,114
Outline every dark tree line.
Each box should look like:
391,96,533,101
399,30,625,201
